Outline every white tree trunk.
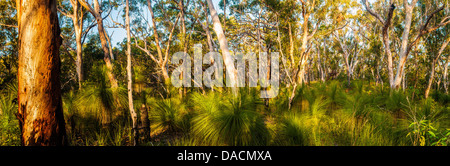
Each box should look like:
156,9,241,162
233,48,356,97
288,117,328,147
126,0,138,145
425,36,450,98
206,0,237,91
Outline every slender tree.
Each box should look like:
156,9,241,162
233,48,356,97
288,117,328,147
125,0,138,145
205,0,238,92
425,35,450,98
134,0,180,83
79,0,118,88
362,0,395,88
58,0,85,89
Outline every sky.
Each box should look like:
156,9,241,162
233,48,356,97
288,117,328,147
106,0,224,48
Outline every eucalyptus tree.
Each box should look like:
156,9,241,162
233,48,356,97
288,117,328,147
58,0,99,89
206,0,238,91
364,0,450,89
333,27,362,87
79,0,118,88
16,0,67,146
424,32,450,98
124,0,139,145
134,0,180,83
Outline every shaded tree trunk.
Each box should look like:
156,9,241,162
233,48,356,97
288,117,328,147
444,57,449,94
16,0,67,146
139,104,150,141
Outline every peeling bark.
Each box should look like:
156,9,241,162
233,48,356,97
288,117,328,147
17,0,67,146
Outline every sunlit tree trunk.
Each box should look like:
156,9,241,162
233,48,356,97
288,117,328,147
206,0,237,92
75,22,83,89
73,1,84,89
297,11,309,84
139,0,179,83
393,2,448,89
200,2,214,53
16,0,67,146
58,0,84,89
125,0,139,145
363,0,395,88
289,22,295,67
80,0,118,88
392,1,416,89
425,36,450,98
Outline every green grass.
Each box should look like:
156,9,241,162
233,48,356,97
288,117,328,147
1,79,449,146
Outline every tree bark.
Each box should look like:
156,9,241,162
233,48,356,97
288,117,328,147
125,0,139,146
363,0,395,88
141,0,179,83
392,1,417,89
444,57,449,94
297,12,310,84
16,0,67,146
289,22,294,67
199,1,214,53
206,0,237,91
425,36,450,98
58,0,84,89
139,104,150,141
80,0,118,88
73,0,84,89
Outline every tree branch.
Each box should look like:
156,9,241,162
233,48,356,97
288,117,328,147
362,0,385,25
0,22,18,28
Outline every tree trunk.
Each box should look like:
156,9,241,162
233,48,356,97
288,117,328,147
74,8,84,89
382,3,395,89
393,3,415,89
297,12,310,84
16,0,67,146
126,0,139,146
444,58,449,94
425,36,450,98
363,0,395,88
139,104,150,141
200,1,214,53
80,0,118,88
70,0,84,90
289,22,295,67
75,28,83,89
206,0,237,91
146,0,178,84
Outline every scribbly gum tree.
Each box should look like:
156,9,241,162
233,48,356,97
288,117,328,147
364,0,450,89
16,0,67,146
79,0,118,88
